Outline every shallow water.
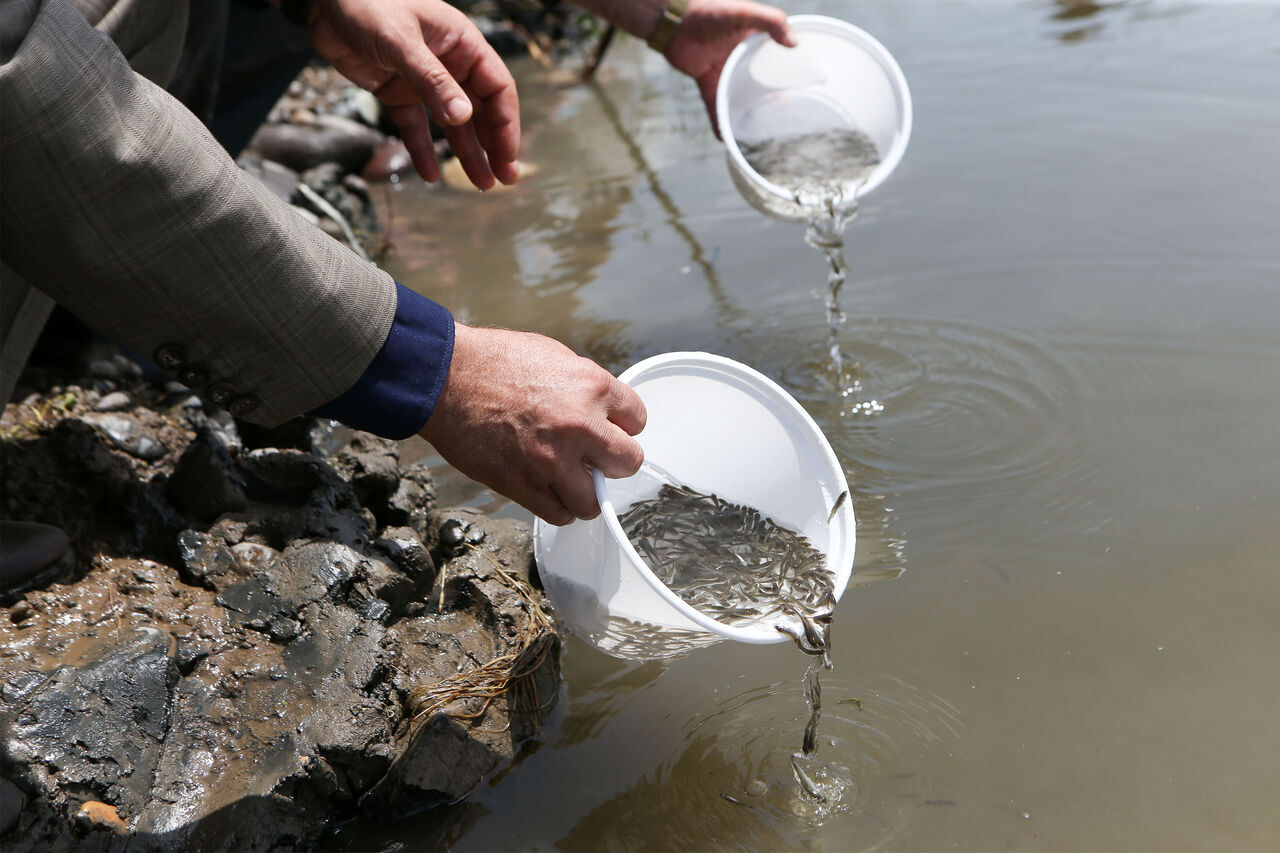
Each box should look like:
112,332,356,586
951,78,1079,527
337,1,1280,849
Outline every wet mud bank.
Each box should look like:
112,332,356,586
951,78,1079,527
0,373,561,851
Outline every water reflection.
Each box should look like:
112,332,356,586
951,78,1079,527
587,81,750,337
1049,0,1120,41
379,77,642,371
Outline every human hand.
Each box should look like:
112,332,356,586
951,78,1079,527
306,0,521,189
418,325,647,525
662,0,796,137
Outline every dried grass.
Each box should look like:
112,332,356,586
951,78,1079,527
406,548,557,730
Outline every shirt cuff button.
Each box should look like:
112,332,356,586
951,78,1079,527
227,395,260,418
207,382,236,406
153,345,186,370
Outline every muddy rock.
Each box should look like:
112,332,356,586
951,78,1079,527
167,429,248,523
1,386,561,851
246,114,386,175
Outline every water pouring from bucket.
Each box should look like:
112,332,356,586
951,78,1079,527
716,16,912,374
533,352,855,661
715,15,913,222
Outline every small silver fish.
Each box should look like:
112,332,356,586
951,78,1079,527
827,490,848,524
791,756,827,802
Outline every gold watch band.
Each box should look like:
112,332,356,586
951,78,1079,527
647,0,688,54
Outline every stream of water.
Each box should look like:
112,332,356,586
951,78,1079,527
329,2,1280,849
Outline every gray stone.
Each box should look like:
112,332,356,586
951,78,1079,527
86,358,120,379
94,391,132,412
3,626,178,824
83,412,166,461
247,114,386,174
177,529,241,588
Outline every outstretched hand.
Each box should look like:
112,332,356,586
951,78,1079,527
306,0,521,189
661,0,796,136
419,325,647,525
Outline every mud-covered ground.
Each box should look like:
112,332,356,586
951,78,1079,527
0,357,561,851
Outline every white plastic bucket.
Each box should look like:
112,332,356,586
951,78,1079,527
715,15,913,221
533,352,855,660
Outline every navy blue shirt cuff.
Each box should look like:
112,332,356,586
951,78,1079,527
311,283,454,439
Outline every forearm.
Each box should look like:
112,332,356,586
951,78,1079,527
1,0,399,427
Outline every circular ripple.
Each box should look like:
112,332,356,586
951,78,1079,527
593,673,964,851
755,316,1102,532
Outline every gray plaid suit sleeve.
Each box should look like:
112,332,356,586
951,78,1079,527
0,0,398,426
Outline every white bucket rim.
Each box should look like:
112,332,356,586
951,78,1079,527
592,351,855,644
715,14,914,205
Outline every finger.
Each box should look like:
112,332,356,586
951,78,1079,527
442,121,497,190
698,75,722,140
386,102,441,183
439,31,522,167
588,424,645,480
386,32,474,125
534,490,576,526
470,99,521,186
748,3,797,47
552,465,602,521
605,379,647,436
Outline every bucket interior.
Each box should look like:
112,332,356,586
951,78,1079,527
718,16,912,203
598,354,854,643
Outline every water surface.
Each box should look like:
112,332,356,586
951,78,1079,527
338,1,1280,848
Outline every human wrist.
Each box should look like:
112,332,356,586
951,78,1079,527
646,0,688,54
574,0,674,46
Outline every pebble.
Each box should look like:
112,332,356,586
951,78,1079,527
746,779,769,797
87,359,119,379
112,354,143,379
94,391,132,412
231,542,280,571
361,138,414,183
87,414,166,461
440,519,467,551
8,601,33,624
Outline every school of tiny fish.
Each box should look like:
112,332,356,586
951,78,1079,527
619,483,840,788
618,483,837,632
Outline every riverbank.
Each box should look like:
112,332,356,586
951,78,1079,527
0,356,560,850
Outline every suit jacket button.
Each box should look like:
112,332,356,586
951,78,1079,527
207,382,236,406
153,345,186,370
178,367,208,388
227,395,260,418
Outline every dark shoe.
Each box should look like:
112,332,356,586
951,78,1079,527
0,776,24,838
0,520,70,595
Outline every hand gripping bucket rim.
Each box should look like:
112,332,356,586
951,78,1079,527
533,352,856,649
715,15,914,207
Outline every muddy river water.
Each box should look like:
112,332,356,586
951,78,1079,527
333,1,1280,849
